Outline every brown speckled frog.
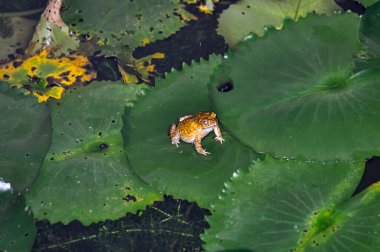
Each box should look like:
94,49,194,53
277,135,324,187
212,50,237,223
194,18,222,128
169,112,225,156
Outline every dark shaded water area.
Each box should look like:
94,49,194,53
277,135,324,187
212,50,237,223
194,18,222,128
1,0,380,251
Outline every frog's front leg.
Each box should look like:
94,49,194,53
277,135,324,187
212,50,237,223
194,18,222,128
213,125,225,144
169,124,180,147
194,135,210,156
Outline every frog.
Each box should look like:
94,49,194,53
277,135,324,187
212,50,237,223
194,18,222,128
169,112,225,156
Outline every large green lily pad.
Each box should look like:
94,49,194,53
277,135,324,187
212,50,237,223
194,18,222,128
123,55,259,208
217,0,341,46
0,185,36,252
0,83,51,192
25,81,162,225
202,157,372,251
62,0,193,56
211,13,380,161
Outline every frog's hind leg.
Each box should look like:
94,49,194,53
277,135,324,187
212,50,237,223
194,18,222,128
194,135,210,156
169,124,180,147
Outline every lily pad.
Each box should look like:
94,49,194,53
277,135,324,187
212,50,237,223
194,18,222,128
360,1,380,59
123,55,259,208
0,185,36,252
202,157,369,251
62,0,193,56
358,0,379,7
25,81,162,225
210,13,380,161
0,83,51,192
217,0,341,46
27,16,79,57
0,49,96,102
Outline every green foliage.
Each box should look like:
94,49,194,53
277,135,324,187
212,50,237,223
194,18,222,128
124,55,259,207
27,16,79,56
2,0,380,250
62,0,193,57
202,157,371,251
360,1,380,60
0,84,51,192
25,82,162,225
358,0,380,7
0,188,36,252
210,13,380,161
217,0,341,46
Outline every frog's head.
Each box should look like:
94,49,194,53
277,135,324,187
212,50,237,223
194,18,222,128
196,112,218,129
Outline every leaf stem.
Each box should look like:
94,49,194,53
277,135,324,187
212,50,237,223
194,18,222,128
0,8,45,18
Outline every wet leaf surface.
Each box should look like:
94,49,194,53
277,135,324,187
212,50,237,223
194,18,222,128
211,13,380,161
0,83,51,192
217,0,341,46
360,1,380,60
123,55,259,208
202,157,369,251
25,81,162,225
0,188,36,252
62,0,194,58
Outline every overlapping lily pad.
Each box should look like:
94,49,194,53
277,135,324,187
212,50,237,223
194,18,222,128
0,83,51,192
217,0,341,46
25,81,162,225
202,157,373,251
210,13,380,161
0,187,36,252
123,55,259,207
360,1,380,59
62,0,193,56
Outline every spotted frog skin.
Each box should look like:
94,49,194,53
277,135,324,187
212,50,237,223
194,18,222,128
169,112,225,156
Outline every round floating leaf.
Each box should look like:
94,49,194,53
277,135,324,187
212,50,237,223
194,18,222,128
62,0,193,56
0,84,51,192
0,187,36,252
202,157,366,251
217,0,341,46
123,55,259,208
211,13,380,161
25,81,162,225
360,1,380,59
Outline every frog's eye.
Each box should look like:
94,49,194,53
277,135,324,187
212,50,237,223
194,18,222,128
201,120,209,125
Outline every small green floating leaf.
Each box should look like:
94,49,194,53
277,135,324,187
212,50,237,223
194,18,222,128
0,185,37,252
211,13,380,161
217,0,341,47
123,55,259,208
25,81,162,225
202,157,367,251
0,83,51,192
358,0,380,7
